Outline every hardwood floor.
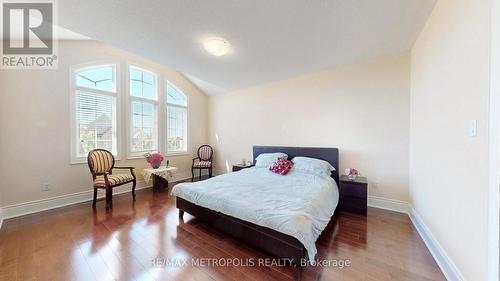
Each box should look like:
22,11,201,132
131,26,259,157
0,180,446,281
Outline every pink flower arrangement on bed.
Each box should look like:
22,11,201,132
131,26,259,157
144,152,164,169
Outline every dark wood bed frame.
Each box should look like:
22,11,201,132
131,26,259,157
176,146,340,280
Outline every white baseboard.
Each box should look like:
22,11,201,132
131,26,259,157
0,171,206,222
1,181,150,220
368,196,410,213
368,197,465,281
409,207,465,281
213,169,227,176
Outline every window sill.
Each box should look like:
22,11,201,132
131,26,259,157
71,156,121,165
127,155,145,160
126,152,189,160
166,152,190,157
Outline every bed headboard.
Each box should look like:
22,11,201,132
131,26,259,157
252,145,340,186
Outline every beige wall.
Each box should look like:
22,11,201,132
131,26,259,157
410,0,490,280
208,53,410,201
0,40,208,207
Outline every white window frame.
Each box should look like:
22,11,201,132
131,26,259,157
165,81,189,156
127,65,159,159
69,62,121,164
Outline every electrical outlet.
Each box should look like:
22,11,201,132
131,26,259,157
42,183,50,192
372,182,380,189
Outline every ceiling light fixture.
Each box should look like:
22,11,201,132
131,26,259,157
203,37,230,56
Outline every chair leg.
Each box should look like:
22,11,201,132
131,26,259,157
105,189,110,210
105,188,113,210
199,168,202,181
179,210,184,219
109,188,113,208
92,188,97,207
191,168,194,182
132,180,136,200
209,168,212,178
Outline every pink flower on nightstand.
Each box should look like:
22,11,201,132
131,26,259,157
345,168,360,180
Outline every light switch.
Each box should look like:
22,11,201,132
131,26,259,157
469,120,477,137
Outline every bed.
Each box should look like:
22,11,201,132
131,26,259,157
171,146,340,279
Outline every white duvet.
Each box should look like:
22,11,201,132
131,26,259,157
171,167,339,261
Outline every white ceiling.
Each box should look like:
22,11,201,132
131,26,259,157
59,0,436,95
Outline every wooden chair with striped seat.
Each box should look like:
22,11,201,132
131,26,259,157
87,149,136,210
192,145,214,181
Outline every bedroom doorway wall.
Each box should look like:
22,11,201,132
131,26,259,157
489,0,500,280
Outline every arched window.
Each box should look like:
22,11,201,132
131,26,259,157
128,66,158,156
166,82,188,154
70,64,118,163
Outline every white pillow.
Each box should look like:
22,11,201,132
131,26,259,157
291,156,335,176
255,152,288,168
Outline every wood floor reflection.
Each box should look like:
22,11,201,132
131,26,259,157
0,180,445,281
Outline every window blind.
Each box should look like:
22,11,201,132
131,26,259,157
76,91,115,156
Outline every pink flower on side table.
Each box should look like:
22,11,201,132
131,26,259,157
144,152,164,169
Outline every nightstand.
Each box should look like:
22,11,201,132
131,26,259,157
338,175,368,215
232,164,253,172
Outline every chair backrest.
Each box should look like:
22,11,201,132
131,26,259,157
87,149,115,176
197,145,213,161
